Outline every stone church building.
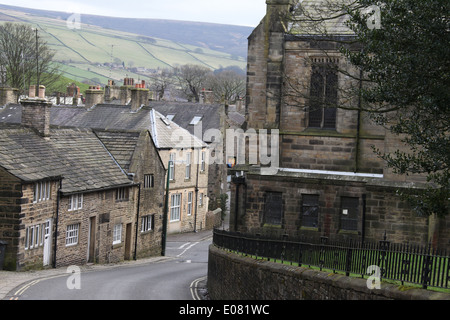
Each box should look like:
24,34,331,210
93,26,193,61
229,0,449,249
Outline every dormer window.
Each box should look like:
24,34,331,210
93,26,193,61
189,116,203,125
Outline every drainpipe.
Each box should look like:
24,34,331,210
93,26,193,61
133,183,141,261
53,179,62,269
161,161,172,256
361,194,367,243
193,148,200,233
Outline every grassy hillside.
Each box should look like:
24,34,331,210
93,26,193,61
0,5,248,87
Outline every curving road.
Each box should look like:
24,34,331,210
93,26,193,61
12,232,212,300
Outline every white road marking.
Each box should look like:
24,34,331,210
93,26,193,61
178,242,191,250
190,276,207,300
176,242,199,257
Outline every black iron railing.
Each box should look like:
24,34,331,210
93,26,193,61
213,229,450,290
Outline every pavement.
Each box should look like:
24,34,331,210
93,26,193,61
0,228,214,300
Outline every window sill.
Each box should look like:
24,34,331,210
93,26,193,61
262,223,282,229
300,226,319,232
338,229,359,235
112,242,123,249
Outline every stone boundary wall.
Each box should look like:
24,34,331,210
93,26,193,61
205,209,222,230
208,245,450,300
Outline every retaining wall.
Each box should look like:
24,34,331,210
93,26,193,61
207,245,450,300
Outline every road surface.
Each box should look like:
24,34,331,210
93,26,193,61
8,231,211,300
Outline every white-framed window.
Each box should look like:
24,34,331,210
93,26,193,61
170,193,181,222
199,193,204,207
25,227,29,250
187,192,193,216
169,153,175,181
141,215,154,232
25,225,42,250
113,224,122,244
201,151,206,172
29,226,35,249
34,225,40,249
144,174,154,188
185,152,191,179
66,224,80,246
116,187,129,201
33,181,51,203
68,194,83,211
40,222,45,246
28,226,35,249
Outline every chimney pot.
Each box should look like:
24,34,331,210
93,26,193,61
38,85,46,99
29,85,36,98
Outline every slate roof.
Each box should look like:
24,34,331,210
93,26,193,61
94,130,141,171
150,108,206,149
0,125,134,194
150,101,222,142
53,104,150,130
0,103,207,150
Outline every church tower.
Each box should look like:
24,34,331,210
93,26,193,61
245,0,295,130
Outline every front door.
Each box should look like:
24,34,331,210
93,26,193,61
43,219,52,266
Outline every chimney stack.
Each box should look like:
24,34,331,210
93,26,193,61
120,78,134,105
85,86,104,109
105,80,120,103
200,88,215,104
130,84,149,112
0,87,19,106
21,85,52,137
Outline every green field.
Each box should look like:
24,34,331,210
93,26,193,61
0,7,247,86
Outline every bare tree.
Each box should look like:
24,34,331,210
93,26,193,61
149,68,176,101
174,64,212,102
0,23,61,94
207,69,246,104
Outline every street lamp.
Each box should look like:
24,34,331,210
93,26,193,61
161,160,172,257
31,28,39,97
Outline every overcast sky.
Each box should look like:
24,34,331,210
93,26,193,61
0,0,267,27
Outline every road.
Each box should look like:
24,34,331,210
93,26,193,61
9,231,212,300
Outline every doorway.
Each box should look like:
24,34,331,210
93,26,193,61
124,223,132,260
88,217,96,263
43,219,52,266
